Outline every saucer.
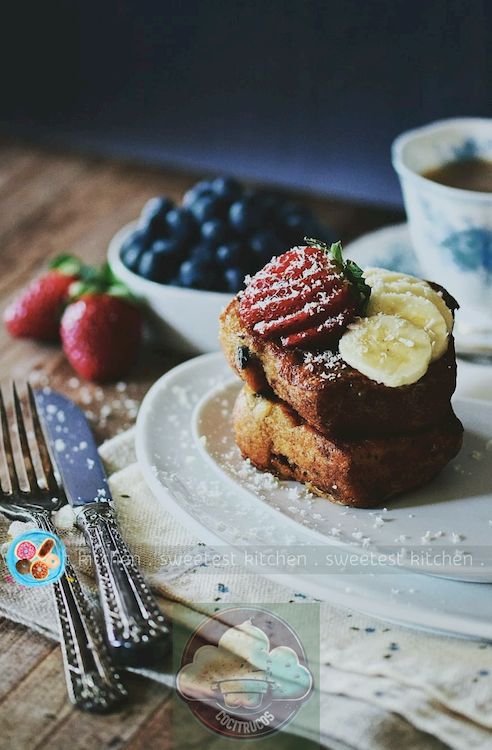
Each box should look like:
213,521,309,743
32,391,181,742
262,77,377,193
346,223,492,357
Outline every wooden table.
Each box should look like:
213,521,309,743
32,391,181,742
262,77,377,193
0,138,402,750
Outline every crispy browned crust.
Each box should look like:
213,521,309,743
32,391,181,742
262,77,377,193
220,297,457,438
233,386,463,508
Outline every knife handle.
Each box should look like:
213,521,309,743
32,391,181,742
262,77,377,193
78,502,170,666
33,512,127,712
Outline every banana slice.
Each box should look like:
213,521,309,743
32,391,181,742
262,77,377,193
364,268,454,333
378,281,453,333
364,267,423,286
339,313,432,387
367,291,448,360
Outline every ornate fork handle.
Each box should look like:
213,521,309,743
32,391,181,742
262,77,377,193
77,502,170,666
33,511,127,712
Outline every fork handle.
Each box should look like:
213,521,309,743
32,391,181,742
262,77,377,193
33,512,127,712
77,502,170,666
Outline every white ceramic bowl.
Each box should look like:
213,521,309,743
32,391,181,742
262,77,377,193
108,221,232,354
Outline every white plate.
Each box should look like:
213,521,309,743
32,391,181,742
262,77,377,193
136,352,492,639
194,381,492,583
346,223,492,356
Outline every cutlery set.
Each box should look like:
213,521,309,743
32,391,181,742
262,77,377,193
0,383,170,712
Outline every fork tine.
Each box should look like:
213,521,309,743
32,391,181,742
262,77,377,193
0,386,20,495
12,383,38,492
27,384,59,496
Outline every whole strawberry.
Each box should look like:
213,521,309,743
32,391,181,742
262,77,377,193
61,289,142,382
4,256,81,340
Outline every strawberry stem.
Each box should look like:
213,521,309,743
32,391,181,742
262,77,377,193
50,254,140,305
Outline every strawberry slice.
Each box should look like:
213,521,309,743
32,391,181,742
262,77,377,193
254,286,348,337
281,308,355,348
243,250,335,303
240,274,329,327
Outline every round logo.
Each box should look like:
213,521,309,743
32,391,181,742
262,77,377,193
6,530,66,587
176,607,313,739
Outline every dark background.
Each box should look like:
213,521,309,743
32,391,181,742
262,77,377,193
1,0,490,205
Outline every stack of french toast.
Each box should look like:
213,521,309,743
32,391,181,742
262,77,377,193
219,240,463,508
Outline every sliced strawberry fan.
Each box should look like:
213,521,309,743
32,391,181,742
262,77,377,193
238,239,371,349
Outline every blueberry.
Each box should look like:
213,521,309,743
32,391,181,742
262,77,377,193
182,180,213,207
189,194,225,223
139,197,173,236
216,241,244,266
201,219,228,246
138,250,170,283
152,238,182,260
121,230,148,270
166,207,196,243
223,266,245,293
229,199,264,234
191,243,216,264
280,212,307,241
235,345,251,369
122,244,144,272
250,229,284,259
254,190,283,218
211,176,242,202
121,228,147,253
178,258,216,290
138,212,165,239
140,196,174,219
277,200,308,221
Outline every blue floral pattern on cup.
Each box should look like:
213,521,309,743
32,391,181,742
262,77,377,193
452,137,481,162
441,228,492,279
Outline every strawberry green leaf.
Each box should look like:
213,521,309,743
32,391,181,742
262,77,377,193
49,254,83,277
53,255,142,306
304,237,371,314
107,284,141,305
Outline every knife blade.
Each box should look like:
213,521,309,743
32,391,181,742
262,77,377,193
34,389,110,504
35,388,170,666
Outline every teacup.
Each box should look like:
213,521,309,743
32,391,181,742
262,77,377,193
392,118,492,354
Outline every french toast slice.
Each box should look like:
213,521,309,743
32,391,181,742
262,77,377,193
233,386,463,508
220,295,457,438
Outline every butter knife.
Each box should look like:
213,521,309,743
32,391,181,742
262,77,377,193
35,388,170,666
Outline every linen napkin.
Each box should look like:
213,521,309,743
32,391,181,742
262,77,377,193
0,359,491,750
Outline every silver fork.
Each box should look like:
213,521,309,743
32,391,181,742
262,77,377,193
0,384,127,712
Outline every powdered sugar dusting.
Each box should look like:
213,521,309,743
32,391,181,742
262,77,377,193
303,350,347,381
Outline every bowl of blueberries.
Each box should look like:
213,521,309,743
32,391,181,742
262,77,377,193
108,176,333,353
